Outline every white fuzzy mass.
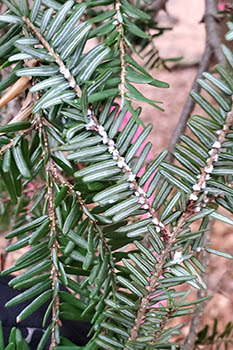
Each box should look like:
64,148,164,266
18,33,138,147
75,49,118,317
172,251,184,264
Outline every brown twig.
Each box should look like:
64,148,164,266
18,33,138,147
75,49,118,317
38,115,61,349
47,172,60,350
23,17,82,97
0,98,34,137
0,120,36,156
47,161,114,256
167,44,213,162
205,0,226,65
147,0,168,12
0,76,31,110
126,212,190,346
0,59,37,126
183,224,211,350
47,161,85,210
167,0,226,162
116,1,126,107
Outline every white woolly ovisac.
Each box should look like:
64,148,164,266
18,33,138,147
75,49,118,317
189,193,198,201
204,165,213,174
172,251,184,264
192,184,200,191
212,140,221,149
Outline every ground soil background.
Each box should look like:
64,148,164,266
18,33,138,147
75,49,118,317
0,0,233,347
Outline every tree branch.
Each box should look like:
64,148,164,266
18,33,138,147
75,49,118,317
23,17,81,97
147,0,168,12
183,226,211,350
116,1,126,108
167,0,226,162
205,0,226,65
125,107,233,346
167,44,212,162
39,115,61,349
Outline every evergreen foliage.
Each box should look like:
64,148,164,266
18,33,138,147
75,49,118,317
0,1,233,349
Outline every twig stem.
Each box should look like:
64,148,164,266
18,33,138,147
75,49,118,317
183,225,211,350
116,1,126,107
126,107,233,345
127,212,189,344
23,17,81,97
47,171,60,349
167,44,212,162
39,115,60,349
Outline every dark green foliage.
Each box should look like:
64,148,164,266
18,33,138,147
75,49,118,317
195,319,233,349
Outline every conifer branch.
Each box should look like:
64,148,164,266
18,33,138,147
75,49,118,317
150,308,176,345
188,106,233,208
48,161,116,264
168,0,226,161
147,0,168,12
47,172,60,350
126,211,189,345
39,116,61,349
167,44,212,162
116,1,126,108
183,226,211,350
47,161,85,211
126,106,233,344
20,16,119,295
0,121,36,156
23,17,82,97
24,10,165,242
1,1,233,348
0,76,31,110
85,110,168,238
0,58,36,113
